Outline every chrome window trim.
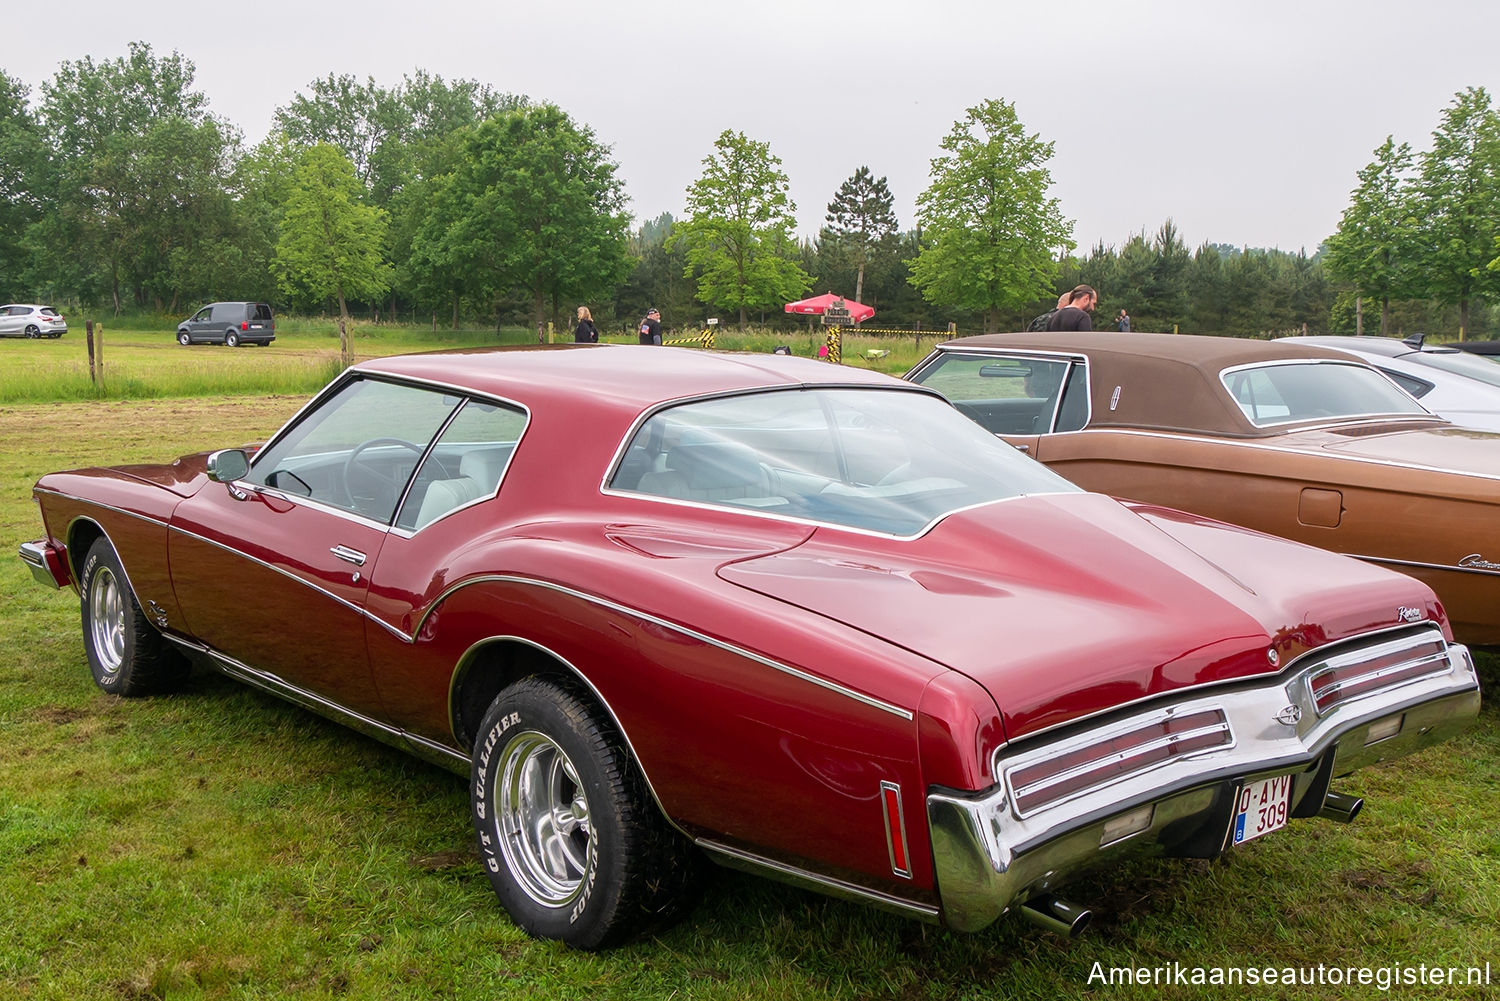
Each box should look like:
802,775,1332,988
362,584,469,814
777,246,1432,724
244,370,533,530
1216,358,1436,427
390,399,528,536
598,382,948,497
420,573,916,721
596,487,1078,543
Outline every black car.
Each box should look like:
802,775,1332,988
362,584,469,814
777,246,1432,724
177,302,276,347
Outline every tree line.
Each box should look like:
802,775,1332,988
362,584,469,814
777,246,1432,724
2,44,1496,340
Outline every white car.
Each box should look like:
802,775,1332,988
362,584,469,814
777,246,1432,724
0,304,68,338
1279,335,1500,432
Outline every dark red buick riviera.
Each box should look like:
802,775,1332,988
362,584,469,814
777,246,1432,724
19,345,1480,948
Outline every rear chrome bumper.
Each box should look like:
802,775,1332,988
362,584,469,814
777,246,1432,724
19,539,69,589
928,629,1481,933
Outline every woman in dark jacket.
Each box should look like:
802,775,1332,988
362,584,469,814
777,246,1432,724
573,306,600,343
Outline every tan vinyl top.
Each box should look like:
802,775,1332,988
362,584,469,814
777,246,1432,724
934,332,1388,438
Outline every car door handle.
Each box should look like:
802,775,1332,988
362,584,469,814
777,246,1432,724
330,545,367,567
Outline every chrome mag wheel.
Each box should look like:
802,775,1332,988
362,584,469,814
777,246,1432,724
498,731,592,906
88,563,127,677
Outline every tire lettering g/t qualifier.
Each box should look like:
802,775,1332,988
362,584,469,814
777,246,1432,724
469,676,700,949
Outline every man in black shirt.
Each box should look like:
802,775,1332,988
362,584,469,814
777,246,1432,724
1047,285,1098,331
638,308,663,345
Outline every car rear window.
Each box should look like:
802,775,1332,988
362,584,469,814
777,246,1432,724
40,307,60,317
1221,361,1431,426
611,388,1078,536
253,304,273,322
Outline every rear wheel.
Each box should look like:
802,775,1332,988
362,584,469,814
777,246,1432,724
471,676,700,948
25,325,39,338
225,330,240,347
78,537,188,696
177,331,191,345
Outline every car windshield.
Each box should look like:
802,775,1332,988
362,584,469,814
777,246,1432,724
1220,361,1431,427
610,388,1079,536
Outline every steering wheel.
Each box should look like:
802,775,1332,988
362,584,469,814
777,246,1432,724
342,437,427,518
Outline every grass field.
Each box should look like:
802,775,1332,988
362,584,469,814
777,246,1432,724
2,337,1498,999
0,320,933,404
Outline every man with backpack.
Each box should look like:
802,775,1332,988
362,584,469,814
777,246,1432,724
1046,285,1098,331
638,308,663,345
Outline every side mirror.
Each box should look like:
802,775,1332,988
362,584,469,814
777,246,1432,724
207,449,250,483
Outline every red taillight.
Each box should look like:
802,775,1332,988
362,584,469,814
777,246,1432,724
241,321,249,330
1008,708,1232,815
1308,638,1449,713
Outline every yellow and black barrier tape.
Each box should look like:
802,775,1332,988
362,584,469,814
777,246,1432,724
663,329,717,348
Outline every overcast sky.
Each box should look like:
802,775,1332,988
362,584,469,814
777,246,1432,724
8,0,1498,255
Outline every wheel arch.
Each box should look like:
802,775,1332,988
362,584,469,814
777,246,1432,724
448,635,675,822
63,517,160,632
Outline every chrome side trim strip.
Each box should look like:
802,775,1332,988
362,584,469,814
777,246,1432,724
422,574,915,721
165,635,473,768
1068,427,1500,483
698,839,938,922
1350,553,1500,578
39,488,168,529
166,524,410,643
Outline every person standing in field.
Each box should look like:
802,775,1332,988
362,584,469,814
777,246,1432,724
1116,308,1131,332
1047,285,1098,331
574,306,599,343
638,308,662,345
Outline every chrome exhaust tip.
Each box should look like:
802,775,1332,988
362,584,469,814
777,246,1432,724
1021,895,1092,937
1319,791,1364,824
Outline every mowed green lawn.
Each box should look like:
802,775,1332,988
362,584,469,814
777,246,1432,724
1,342,1498,999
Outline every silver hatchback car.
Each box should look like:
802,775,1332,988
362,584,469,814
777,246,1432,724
0,304,67,338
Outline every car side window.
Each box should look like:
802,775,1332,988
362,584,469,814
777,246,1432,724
246,378,460,523
1377,367,1434,399
193,308,212,322
396,400,528,531
908,352,1077,434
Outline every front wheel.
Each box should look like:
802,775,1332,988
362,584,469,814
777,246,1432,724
78,537,188,696
224,330,240,347
177,331,191,345
471,676,700,948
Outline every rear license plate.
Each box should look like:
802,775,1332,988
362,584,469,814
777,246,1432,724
1231,774,1291,846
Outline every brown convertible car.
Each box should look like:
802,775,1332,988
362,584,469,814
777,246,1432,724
907,332,1500,646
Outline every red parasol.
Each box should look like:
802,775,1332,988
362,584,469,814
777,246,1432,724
783,292,875,323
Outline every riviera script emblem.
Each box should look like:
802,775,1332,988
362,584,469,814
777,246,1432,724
1273,705,1303,726
1396,606,1425,623
1459,553,1500,572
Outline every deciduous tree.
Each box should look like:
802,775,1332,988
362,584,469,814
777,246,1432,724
672,130,810,326
909,99,1073,332
1409,87,1500,336
273,143,393,366
1324,137,1417,335
410,104,630,331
